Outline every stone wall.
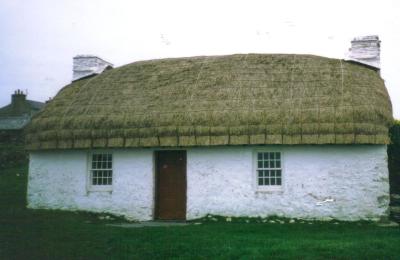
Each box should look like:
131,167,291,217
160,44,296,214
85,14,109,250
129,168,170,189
27,150,154,220
27,145,389,221
186,145,388,221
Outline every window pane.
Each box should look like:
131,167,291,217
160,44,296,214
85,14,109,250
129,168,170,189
265,178,270,185
263,161,269,168
258,178,263,185
276,170,281,177
265,170,270,177
258,161,263,168
270,153,275,159
258,170,263,178
108,154,112,161
270,161,275,168
107,178,112,185
276,161,281,168
277,178,282,185
276,152,281,159
107,162,112,169
258,153,262,160
271,170,276,177
271,178,276,185
93,178,97,185
264,153,269,160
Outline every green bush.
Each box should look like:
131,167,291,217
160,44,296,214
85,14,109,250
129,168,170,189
388,120,400,193
0,130,27,170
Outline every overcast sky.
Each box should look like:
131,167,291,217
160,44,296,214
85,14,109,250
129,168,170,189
1,0,399,118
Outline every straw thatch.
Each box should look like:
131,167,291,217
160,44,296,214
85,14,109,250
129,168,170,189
25,54,393,150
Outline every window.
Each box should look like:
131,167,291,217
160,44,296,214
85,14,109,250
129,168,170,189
256,152,282,187
89,153,113,188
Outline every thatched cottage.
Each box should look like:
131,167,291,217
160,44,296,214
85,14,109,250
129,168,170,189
26,36,393,221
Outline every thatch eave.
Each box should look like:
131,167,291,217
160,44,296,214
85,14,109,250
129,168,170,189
25,53,393,150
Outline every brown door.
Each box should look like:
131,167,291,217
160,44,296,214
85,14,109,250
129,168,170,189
155,150,187,220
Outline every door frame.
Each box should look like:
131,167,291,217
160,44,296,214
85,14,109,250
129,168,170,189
153,150,187,220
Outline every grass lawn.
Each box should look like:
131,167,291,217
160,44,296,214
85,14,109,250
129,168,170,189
0,165,399,259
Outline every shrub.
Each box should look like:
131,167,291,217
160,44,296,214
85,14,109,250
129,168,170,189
388,120,400,193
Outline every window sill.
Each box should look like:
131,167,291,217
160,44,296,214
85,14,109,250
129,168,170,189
87,186,113,192
255,187,283,194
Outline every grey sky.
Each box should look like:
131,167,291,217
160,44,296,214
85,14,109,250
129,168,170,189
1,0,399,118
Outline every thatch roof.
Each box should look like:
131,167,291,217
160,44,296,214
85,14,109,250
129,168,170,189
25,54,393,150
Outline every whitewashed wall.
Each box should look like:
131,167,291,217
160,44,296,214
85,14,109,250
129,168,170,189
28,145,389,221
27,149,154,220
187,145,389,221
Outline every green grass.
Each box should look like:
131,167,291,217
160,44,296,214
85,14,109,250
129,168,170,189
1,165,400,259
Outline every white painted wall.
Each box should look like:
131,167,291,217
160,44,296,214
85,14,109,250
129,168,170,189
27,145,389,221
27,149,154,220
187,145,389,221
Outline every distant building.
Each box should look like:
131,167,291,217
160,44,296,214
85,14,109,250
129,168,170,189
0,90,45,130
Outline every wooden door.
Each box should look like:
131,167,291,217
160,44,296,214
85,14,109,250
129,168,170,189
155,150,187,220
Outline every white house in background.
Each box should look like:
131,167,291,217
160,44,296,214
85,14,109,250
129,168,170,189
25,36,393,221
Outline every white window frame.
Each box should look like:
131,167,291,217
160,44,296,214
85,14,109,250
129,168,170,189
253,149,284,192
86,151,113,192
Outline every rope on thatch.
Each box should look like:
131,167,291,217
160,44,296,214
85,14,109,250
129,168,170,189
24,54,393,150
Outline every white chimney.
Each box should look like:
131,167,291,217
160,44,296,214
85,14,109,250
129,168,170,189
72,55,113,81
346,35,381,69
